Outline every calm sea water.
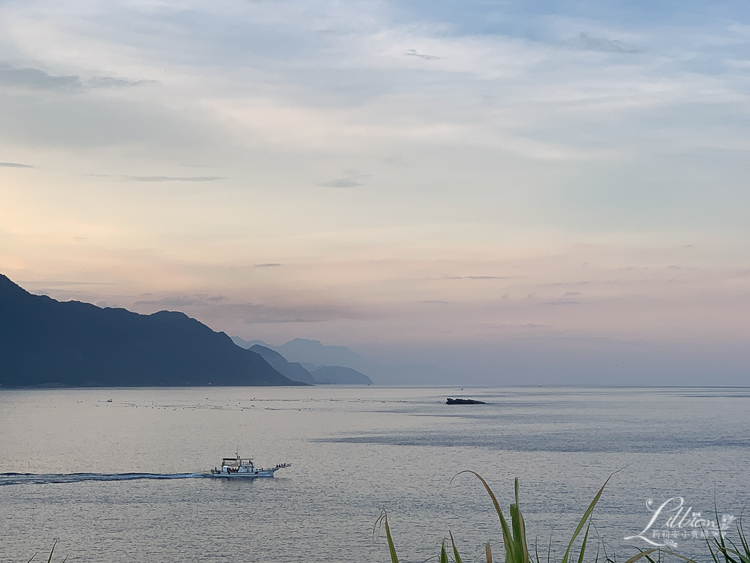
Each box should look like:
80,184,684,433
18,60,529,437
1,387,749,563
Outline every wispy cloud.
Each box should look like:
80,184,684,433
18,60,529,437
0,161,34,168
255,263,282,268
569,32,640,53
240,302,371,324
134,294,226,307
317,178,362,188
122,176,225,182
20,279,118,287
132,292,369,324
480,323,548,330
317,170,370,188
0,64,155,92
442,276,512,280
0,64,80,90
87,76,155,88
403,49,442,60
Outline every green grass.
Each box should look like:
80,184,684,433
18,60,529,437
377,472,662,563
377,473,750,563
706,512,750,563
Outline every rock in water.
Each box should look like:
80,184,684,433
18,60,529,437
446,398,486,405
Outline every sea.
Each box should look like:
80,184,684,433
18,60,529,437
1,386,749,563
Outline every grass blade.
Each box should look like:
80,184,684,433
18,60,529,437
384,514,399,563
456,471,517,563
621,549,658,563
486,542,493,563
441,540,449,563
46,541,56,563
560,472,618,563
511,478,530,563
576,522,591,563
740,519,749,557
449,531,463,563
375,510,400,563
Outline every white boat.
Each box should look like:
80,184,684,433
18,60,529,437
210,454,290,478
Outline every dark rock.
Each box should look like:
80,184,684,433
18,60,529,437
446,398,486,405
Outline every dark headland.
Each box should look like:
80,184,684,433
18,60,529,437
0,274,302,387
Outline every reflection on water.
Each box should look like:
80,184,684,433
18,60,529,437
1,386,748,563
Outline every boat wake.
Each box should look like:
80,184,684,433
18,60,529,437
0,472,209,486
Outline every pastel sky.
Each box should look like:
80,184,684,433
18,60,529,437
1,0,749,385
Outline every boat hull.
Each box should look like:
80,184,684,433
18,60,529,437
209,470,277,478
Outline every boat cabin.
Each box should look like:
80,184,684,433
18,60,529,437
217,455,256,474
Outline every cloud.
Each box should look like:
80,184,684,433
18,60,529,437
0,85,224,151
0,64,80,90
403,49,442,60
317,170,370,188
135,295,221,307
87,76,155,88
240,302,370,324
0,162,34,168
571,33,640,53
122,176,225,182
318,178,362,188
255,263,282,268
442,275,512,280
131,292,369,324
80,173,225,182
542,299,580,306
480,323,548,330
0,64,154,92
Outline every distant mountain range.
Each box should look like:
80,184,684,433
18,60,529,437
277,338,367,370
232,336,452,385
233,337,373,385
249,344,317,385
0,274,300,387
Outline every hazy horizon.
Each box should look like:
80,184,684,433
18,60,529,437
1,1,749,386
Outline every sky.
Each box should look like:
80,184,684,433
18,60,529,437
1,0,749,385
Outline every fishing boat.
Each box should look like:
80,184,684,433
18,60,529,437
210,454,290,478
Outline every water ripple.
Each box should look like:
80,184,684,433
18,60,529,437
0,472,209,486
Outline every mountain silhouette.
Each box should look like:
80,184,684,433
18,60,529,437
249,344,316,385
0,274,299,387
276,338,367,369
234,338,374,384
